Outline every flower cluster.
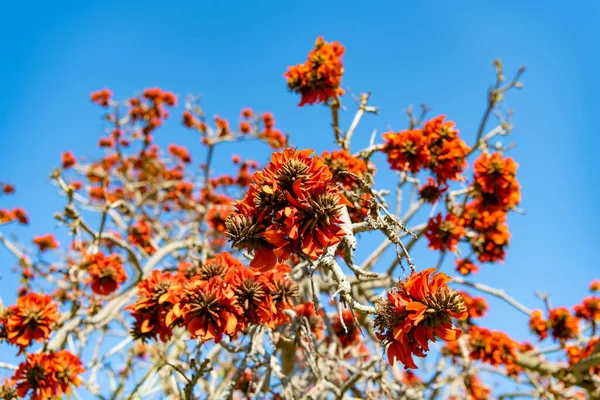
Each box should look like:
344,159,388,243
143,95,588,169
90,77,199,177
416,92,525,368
425,213,465,252
453,326,519,371
32,234,60,252
383,116,470,184
285,36,345,106
473,152,520,211
0,207,28,225
2,292,59,351
90,88,112,106
529,309,549,340
225,148,352,271
548,307,580,342
295,302,325,340
332,309,361,347
461,205,510,263
455,258,479,276
458,291,488,321
374,268,467,368
11,351,84,400
82,251,128,296
573,296,600,324
128,252,298,343
566,337,600,375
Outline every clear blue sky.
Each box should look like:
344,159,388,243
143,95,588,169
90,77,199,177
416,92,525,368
0,0,599,377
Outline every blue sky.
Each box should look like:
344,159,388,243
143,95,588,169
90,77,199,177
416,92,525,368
1,0,599,383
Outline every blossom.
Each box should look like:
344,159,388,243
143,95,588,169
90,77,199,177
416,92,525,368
566,337,600,375
241,108,254,118
529,309,549,340
374,268,467,368
573,296,600,323
61,151,76,169
12,351,84,400
295,302,324,340
168,144,192,163
425,213,465,252
548,307,579,342
383,129,430,173
464,326,519,369
226,148,352,271
3,184,15,194
128,270,183,342
332,309,360,347
590,279,600,292
5,292,59,350
455,258,479,276
91,88,112,106
229,266,277,328
459,291,488,320
285,36,345,106
83,252,128,296
473,152,520,211
32,234,60,252
321,149,372,190
170,276,242,343
419,177,446,204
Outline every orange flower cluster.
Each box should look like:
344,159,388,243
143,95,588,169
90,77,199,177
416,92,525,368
3,183,15,194
128,88,177,137
321,149,374,223
285,36,345,106
419,177,446,204
128,219,155,254
473,152,520,211
374,268,466,369
168,144,192,163
461,204,510,263
383,116,470,183
458,291,488,320
0,207,28,225
574,296,600,324
2,292,59,351
548,307,580,342
61,151,76,169
332,309,361,347
32,234,60,252
464,375,492,400
462,326,519,369
529,309,549,340
258,112,287,149
127,270,184,341
566,337,600,375
591,279,600,292
225,148,352,271
129,253,298,343
425,213,465,252
455,258,479,276
82,252,128,296
295,302,325,340
90,88,112,106
11,351,84,400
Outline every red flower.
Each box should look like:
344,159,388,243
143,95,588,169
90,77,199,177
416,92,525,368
295,302,324,340
52,350,85,396
473,152,520,211
285,36,345,106
573,296,600,323
32,234,60,252
83,252,128,296
374,268,467,369
321,149,373,190
529,309,549,340
61,151,76,169
226,148,352,271
455,258,479,276
425,213,465,252
383,129,430,173
548,307,579,342
463,326,519,369
5,292,60,350
91,88,112,106
332,309,361,347
241,108,254,118
590,279,600,292
459,291,488,320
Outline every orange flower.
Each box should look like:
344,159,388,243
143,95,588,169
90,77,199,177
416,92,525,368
383,129,430,173
239,121,252,134
321,149,372,190
226,148,352,271
566,337,600,375
182,110,200,129
52,350,85,396
83,252,128,296
332,309,361,347
295,302,324,340
5,292,60,350
459,291,488,320
168,144,192,163
241,108,254,118
529,309,549,340
32,234,60,252
464,326,519,369
461,202,511,263
91,88,112,106
229,266,277,328
473,152,520,211
207,203,233,233
374,268,466,368
573,296,600,323
455,258,479,276
590,279,600,292
548,307,579,342
285,36,345,106
259,128,287,149
12,351,84,400
61,151,76,169
128,270,183,342
170,276,242,343
419,177,446,204
425,213,465,252
423,116,470,182
3,184,15,194
128,219,155,254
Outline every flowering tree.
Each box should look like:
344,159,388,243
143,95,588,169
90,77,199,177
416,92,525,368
0,36,598,400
